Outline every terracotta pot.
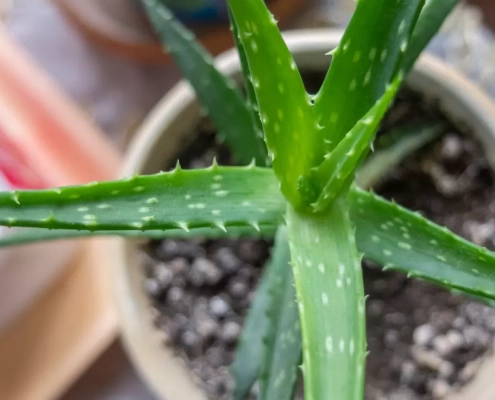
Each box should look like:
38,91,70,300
109,29,495,399
54,0,306,64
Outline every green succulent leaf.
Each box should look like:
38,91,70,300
0,165,284,232
228,8,266,158
310,76,402,212
1,169,495,301
0,226,275,247
356,122,444,190
349,187,495,300
287,199,366,400
403,0,460,74
313,0,424,161
230,228,284,400
258,226,301,400
228,0,318,210
143,0,267,166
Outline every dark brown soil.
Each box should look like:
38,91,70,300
141,72,495,400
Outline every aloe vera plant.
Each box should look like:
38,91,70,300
1,0,487,398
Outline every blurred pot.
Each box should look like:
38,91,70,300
54,0,306,64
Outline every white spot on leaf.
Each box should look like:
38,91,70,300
326,336,333,352
380,49,388,62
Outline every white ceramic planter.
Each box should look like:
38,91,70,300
109,29,495,400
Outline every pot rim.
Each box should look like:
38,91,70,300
113,28,495,400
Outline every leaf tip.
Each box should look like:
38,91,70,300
250,221,260,232
215,221,227,232
176,221,189,232
325,47,338,56
174,160,183,172
11,191,20,205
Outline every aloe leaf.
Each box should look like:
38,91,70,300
348,187,495,300
0,225,275,247
0,165,284,231
310,76,402,212
287,199,366,400
143,0,267,166
230,228,285,400
403,0,460,74
356,122,444,189
313,0,424,161
1,169,495,302
228,0,318,210
228,8,266,160
258,226,301,400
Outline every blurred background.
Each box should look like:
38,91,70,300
0,1,495,399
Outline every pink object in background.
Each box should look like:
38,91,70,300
0,22,121,333
0,127,47,190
